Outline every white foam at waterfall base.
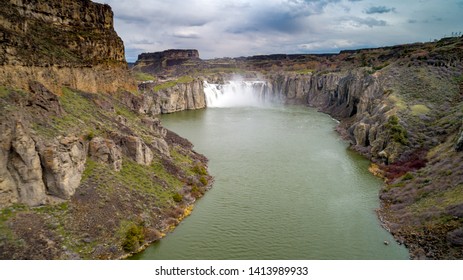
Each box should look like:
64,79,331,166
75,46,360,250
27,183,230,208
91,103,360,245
204,80,268,108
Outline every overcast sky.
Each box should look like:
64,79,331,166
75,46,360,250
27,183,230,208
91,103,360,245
95,0,463,62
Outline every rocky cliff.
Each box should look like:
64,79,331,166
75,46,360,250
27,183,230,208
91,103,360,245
0,0,135,93
137,78,206,114
0,0,211,259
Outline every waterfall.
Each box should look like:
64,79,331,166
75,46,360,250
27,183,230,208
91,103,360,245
204,80,271,108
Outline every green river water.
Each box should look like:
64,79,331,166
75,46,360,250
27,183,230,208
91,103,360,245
132,105,409,259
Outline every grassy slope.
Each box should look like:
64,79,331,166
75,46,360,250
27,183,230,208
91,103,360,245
371,39,463,259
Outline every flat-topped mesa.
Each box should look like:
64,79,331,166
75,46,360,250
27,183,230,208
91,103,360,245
134,49,200,74
0,0,134,93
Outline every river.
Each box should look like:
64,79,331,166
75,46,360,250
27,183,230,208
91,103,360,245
132,98,409,259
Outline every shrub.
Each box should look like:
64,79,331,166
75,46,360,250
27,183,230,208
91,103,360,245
84,130,95,141
191,185,202,198
388,182,406,189
192,164,207,175
172,193,183,203
385,115,409,145
122,224,145,252
199,176,208,186
402,172,414,181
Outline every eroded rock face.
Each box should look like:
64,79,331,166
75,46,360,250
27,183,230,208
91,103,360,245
138,79,206,114
110,133,153,165
354,122,370,147
38,136,87,199
88,137,122,171
151,137,170,157
0,117,46,206
158,80,206,113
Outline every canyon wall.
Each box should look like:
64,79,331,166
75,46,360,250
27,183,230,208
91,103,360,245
137,78,206,114
0,0,135,93
263,71,401,163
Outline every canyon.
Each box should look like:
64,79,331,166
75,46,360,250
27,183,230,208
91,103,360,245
1,0,463,259
134,39,463,259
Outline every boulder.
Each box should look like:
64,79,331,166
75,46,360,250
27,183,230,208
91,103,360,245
88,137,122,171
38,136,87,199
111,133,153,165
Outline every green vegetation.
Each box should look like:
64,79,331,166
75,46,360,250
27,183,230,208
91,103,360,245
385,115,409,145
388,94,407,111
386,181,406,190
411,104,430,116
170,147,193,166
192,163,208,176
0,86,9,98
408,184,463,214
453,74,463,84
114,105,139,123
199,176,209,186
121,222,145,252
31,87,102,138
133,72,156,82
81,158,98,182
118,159,166,197
402,172,414,181
172,193,183,203
295,69,314,75
84,130,95,141
153,76,194,92
373,62,390,71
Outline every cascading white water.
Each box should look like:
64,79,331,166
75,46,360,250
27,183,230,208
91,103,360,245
204,80,269,108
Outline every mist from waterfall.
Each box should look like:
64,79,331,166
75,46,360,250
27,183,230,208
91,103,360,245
204,79,272,108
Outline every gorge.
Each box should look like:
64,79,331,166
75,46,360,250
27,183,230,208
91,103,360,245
1,0,463,260
133,41,463,259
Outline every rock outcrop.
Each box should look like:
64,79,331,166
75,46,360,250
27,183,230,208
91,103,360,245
0,117,46,206
0,0,135,94
38,136,87,199
88,137,122,171
138,78,206,114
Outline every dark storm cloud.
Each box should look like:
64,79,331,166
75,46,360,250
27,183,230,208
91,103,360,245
354,17,387,27
226,0,340,35
364,6,396,14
